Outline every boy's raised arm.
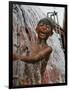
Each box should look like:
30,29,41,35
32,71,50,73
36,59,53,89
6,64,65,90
13,47,52,63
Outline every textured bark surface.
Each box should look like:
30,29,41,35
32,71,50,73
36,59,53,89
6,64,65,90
12,4,65,87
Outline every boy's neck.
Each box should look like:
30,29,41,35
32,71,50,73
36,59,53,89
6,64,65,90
38,39,47,46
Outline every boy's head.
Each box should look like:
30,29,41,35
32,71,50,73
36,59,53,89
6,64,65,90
36,18,55,40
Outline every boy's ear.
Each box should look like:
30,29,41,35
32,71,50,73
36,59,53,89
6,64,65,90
51,29,55,35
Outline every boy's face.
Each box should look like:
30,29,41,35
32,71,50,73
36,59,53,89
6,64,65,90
36,23,52,40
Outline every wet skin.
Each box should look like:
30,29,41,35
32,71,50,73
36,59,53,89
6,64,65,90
13,23,52,62
36,23,52,40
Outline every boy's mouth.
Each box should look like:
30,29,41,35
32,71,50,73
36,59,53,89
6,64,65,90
39,32,47,39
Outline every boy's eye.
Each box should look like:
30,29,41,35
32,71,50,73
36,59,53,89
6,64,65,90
46,25,51,29
39,23,44,26
46,26,51,31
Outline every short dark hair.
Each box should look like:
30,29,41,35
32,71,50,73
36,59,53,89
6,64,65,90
38,18,55,30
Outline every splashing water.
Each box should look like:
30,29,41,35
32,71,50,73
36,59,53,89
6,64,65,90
13,4,65,86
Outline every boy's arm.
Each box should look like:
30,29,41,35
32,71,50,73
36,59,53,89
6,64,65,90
13,47,52,62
